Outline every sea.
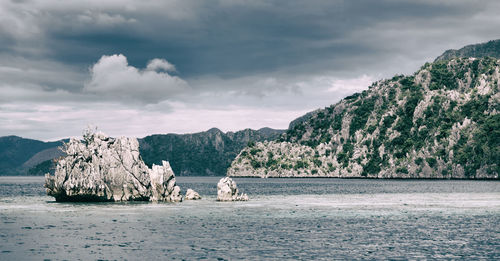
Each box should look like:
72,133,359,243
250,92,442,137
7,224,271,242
1,176,499,260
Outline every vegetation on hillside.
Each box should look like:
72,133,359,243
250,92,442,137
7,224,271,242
139,128,284,176
435,39,500,62
229,57,499,179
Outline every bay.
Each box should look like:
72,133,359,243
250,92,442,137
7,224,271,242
1,176,499,260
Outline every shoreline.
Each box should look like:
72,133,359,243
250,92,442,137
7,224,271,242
0,175,499,181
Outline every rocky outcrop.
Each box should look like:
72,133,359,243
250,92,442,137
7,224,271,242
184,189,201,200
216,177,249,201
149,160,182,202
44,129,182,202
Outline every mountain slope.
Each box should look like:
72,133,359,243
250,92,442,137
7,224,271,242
435,39,500,62
1,127,284,176
139,128,285,176
0,136,63,175
228,57,500,179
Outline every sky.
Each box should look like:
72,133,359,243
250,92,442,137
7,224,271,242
1,0,499,141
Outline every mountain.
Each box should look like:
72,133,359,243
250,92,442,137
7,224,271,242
2,127,284,176
139,128,285,176
0,136,64,175
435,39,500,62
228,56,499,179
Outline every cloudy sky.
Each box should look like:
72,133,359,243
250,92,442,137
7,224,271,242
1,0,499,140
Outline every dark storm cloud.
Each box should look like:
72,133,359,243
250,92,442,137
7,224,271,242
78,1,485,76
4,0,496,78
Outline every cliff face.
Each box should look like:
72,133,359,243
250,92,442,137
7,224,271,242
228,57,500,179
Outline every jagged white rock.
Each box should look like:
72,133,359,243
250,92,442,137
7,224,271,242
216,177,249,201
184,189,202,200
149,160,182,202
44,129,182,202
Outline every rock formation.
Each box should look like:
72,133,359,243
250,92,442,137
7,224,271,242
216,177,248,201
44,129,182,202
184,189,201,200
149,160,182,202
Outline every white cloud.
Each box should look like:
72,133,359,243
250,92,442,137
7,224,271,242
84,54,189,104
186,73,377,111
146,58,176,72
0,101,302,141
76,11,136,27
326,75,375,93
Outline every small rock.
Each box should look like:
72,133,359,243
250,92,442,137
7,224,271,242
169,185,183,202
185,189,201,200
217,177,249,201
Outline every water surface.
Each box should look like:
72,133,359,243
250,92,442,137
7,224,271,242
1,176,499,260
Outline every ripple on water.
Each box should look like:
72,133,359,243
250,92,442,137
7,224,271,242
0,177,499,259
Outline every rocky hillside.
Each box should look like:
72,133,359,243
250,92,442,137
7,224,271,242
139,127,284,176
435,39,500,62
228,57,500,179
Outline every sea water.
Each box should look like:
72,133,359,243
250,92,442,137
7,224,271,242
0,176,499,260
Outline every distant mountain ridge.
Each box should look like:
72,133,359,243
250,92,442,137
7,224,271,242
228,40,500,179
0,127,285,176
0,136,64,175
139,127,285,176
